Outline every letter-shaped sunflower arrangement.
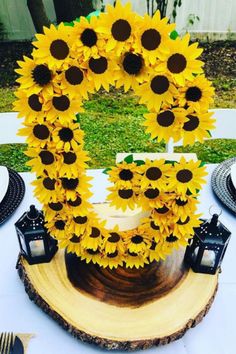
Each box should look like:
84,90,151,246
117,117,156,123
14,1,215,269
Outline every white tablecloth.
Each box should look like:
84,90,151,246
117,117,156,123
0,166,235,354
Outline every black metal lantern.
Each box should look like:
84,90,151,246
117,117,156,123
184,213,231,274
15,205,58,265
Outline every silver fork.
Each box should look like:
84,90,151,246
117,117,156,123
0,333,14,354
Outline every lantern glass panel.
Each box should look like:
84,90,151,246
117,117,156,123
29,239,45,257
200,250,216,267
192,246,199,261
19,230,27,254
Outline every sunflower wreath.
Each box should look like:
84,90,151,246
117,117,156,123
14,1,214,269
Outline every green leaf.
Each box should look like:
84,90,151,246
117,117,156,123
165,160,176,166
76,113,80,123
63,21,75,27
207,130,212,137
103,167,112,175
124,154,134,163
134,159,145,166
170,30,179,40
199,161,206,167
86,10,101,22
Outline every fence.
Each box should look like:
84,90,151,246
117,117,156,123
0,0,236,41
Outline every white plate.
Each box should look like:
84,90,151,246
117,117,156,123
230,162,236,190
0,166,9,204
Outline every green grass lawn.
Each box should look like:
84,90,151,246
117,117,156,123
0,83,235,172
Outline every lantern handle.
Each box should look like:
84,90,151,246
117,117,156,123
209,205,222,217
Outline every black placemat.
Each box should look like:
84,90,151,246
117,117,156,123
0,168,25,225
211,157,236,215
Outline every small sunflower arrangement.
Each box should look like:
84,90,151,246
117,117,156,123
15,1,214,269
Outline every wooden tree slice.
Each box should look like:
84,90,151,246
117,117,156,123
17,248,218,350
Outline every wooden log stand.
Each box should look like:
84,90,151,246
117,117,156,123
17,246,218,350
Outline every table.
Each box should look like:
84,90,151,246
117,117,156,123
0,166,235,354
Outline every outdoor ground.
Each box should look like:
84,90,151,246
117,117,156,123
0,40,235,171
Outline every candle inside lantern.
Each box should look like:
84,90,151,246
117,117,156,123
29,239,45,256
200,250,215,267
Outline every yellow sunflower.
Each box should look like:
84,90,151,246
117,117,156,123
14,90,45,122
33,23,73,70
80,248,102,265
68,211,97,236
138,159,170,190
18,120,53,148
100,251,124,269
51,120,85,152
64,235,83,256
86,54,118,91
102,227,125,254
80,222,106,251
98,0,140,56
46,216,71,239
162,232,188,253
136,187,162,211
167,157,207,195
108,161,140,189
58,60,94,99
115,51,149,92
70,16,106,61
15,56,54,96
125,229,151,254
143,107,186,143
139,216,170,243
57,150,90,179
152,205,174,229
60,173,92,201
135,72,178,111
178,75,214,111
124,251,149,269
171,194,199,219
44,93,84,124
43,199,66,222
32,175,62,204
148,239,168,262
134,11,175,65
181,110,215,146
172,214,202,237
66,194,93,217
25,146,59,177
157,34,204,86
106,186,137,211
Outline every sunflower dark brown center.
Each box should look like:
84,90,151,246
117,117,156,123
157,110,175,127
52,95,70,111
108,232,120,243
33,124,50,140
55,220,65,230
62,152,77,164
107,250,118,258
87,249,100,255
89,57,108,74
119,169,133,181
166,234,178,243
28,94,42,111
141,29,161,50
80,28,97,47
155,205,169,214
74,216,88,224
177,216,190,225
150,75,169,94
176,169,193,183
123,53,143,75
146,167,162,180
111,19,131,41
176,198,188,206
50,39,69,60
43,177,56,190
59,127,74,142
144,188,159,199
150,221,160,230
90,227,100,238
39,151,54,165
32,65,51,86
61,178,79,190
118,189,133,199
65,66,83,85
68,196,82,207
183,115,200,131
185,86,202,102
150,240,157,250
131,235,143,244
48,202,63,211
167,53,187,73
70,235,81,243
